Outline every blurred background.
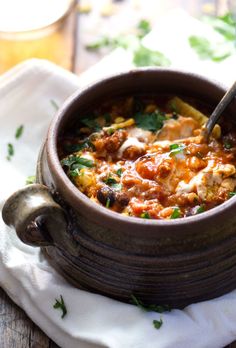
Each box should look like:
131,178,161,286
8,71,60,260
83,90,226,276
0,0,235,75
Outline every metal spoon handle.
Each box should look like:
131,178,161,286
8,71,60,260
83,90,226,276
205,80,236,138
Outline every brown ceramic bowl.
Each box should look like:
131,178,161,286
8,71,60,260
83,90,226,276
2,68,236,308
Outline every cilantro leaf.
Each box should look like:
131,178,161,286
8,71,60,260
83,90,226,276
169,143,186,156
6,143,14,161
61,155,94,177
131,295,171,313
189,35,232,62
15,125,24,139
153,318,163,329
26,175,36,185
140,212,150,219
137,19,152,38
229,192,236,198
80,115,101,132
104,175,117,185
196,205,205,214
170,207,181,219
116,168,123,177
133,45,171,67
134,111,166,132
63,139,95,153
53,295,67,319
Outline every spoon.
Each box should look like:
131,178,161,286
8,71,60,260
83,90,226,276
204,80,236,140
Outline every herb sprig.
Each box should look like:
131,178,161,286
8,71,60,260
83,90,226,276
15,125,24,139
131,295,171,313
53,295,67,319
169,144,186,156
61,155,94,177
134,111,166,132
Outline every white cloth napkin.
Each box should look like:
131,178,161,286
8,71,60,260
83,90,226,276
1,10,236,348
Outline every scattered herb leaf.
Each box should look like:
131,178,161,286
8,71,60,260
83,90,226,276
229,192,236,198
169,143,186,156
133,45,171,67
50,99,59,111
6,143,14,161
53,295,67,319
196,205,205,214
111,183,122,191
134,111,166,132
61,155,94,177
26,175,36,185
140,212,150,219
170,207,181,219
153,318,163,329
131,295,171,313
104,175,117,185
64,139,94,153
189,35,232,62
116,168,123,177
137,19,152,38
15,125,24,139
80,115,101,132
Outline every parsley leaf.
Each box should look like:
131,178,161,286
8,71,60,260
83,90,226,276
6,143,14,161
140,212,150,219
64,139,94,153
61,155,94,177
116,168,123,177
229,192,236,198
133,45,171,67
137,19,152,38
53,295,67,319
104,175,117,185
170,207,181,219
26,175,36,185
196,205,205,214
15,125,24,139
131,295,171,313
189,35,232,62
153,318,163,329
134,111,166,132
80,115,101,132
169,143,186,156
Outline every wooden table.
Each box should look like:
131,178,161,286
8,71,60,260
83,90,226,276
1,0,236,347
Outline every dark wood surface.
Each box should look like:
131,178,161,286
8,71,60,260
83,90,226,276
1,0,236,347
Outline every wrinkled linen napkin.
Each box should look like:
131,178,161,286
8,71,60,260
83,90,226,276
1,10,236,348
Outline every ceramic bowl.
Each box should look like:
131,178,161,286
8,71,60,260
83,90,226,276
3,68,236,308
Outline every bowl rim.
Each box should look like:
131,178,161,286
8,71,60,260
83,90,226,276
46,67,236,230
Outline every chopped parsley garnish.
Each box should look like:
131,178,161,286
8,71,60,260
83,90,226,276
140,212,150,219
134,111,166,132
61,155,94,177
131,295,171,313
116,168,123,177
104,175,117,185
153,318,163,329
229,192,236,198
80,115,101,132
15,125,24,139
169,143,186,156
196,205,205,214
64,139,94,153
53,295,67,319
170,207,181,219
50,99,59,111
6,143,14,161
26,175,36,185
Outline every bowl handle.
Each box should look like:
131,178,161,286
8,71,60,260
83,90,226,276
2,184,69,248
